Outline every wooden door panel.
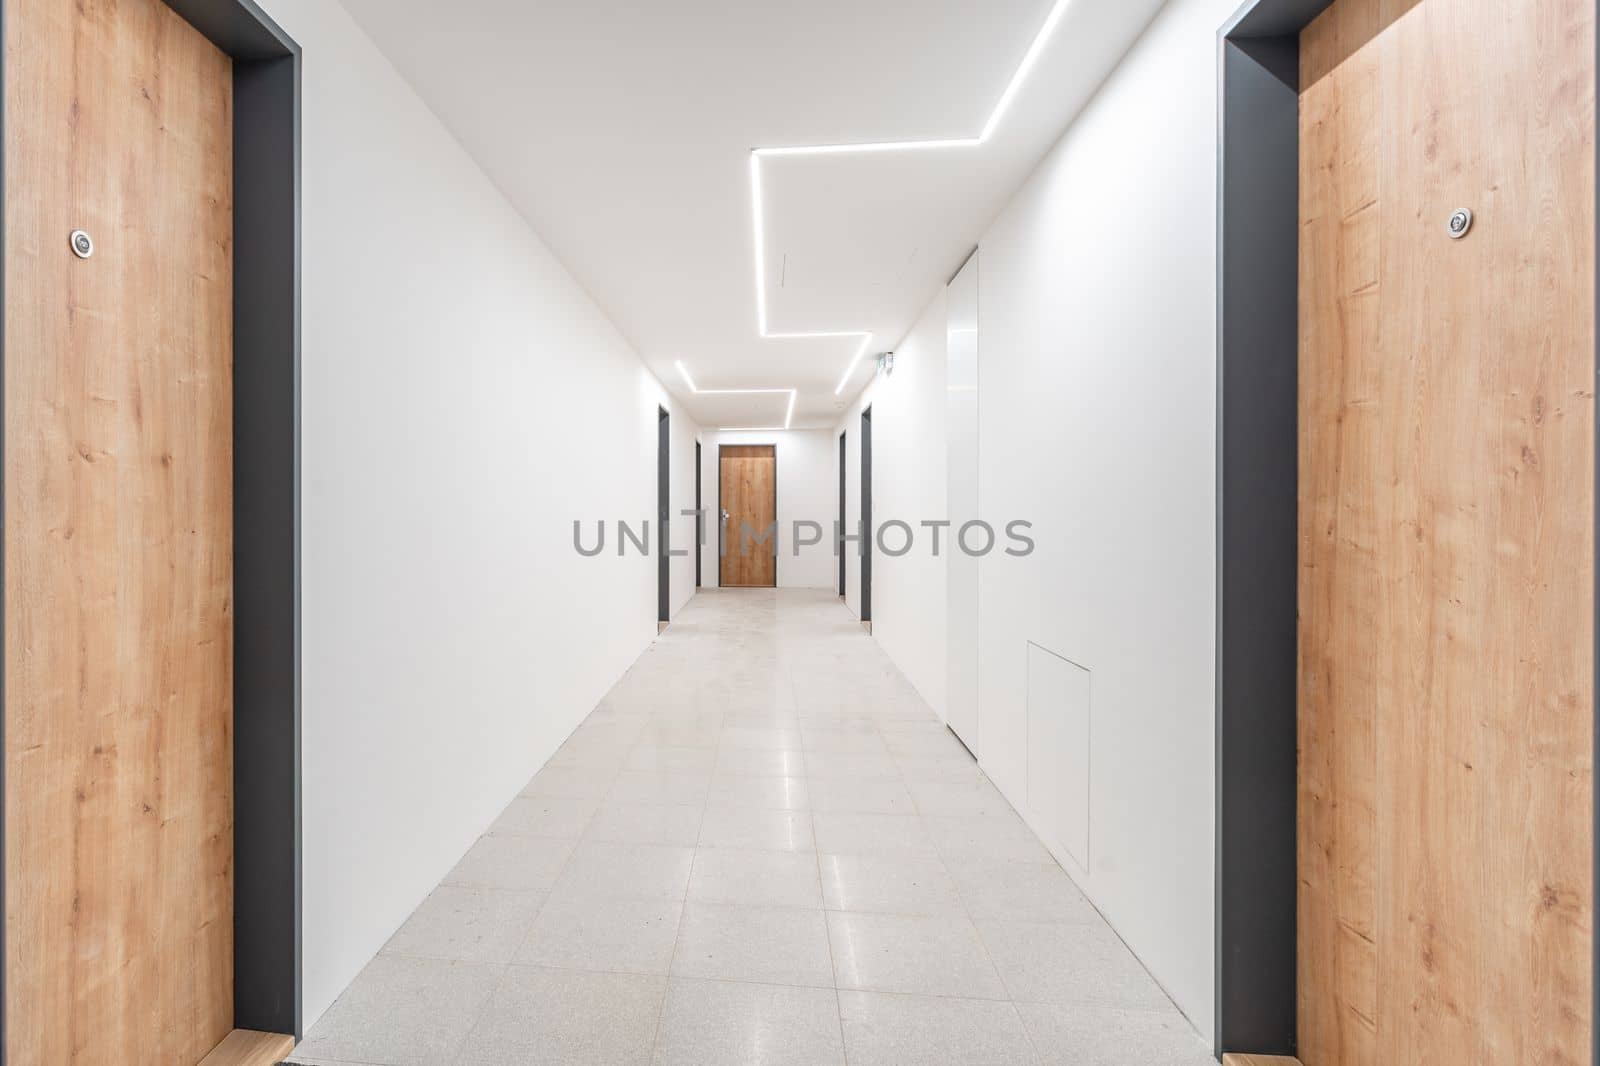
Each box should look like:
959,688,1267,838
720,446,776,588
5,0,235,1062
1298,0,1594,1063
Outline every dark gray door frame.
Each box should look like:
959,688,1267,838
860,408,872,623
1215,0,1599,1060
658,407,670,622
0,0,303,1050
838,432,846,598
695,440,702,589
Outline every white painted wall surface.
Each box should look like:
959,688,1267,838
969,0,1231,1041
830,0,1233,1042
836,291,950,720
700,429,836,591
250,0,697,1029
945,254,981,749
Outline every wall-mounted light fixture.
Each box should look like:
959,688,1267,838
877,352,896,378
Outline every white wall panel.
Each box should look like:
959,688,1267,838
246,0,698,1028
1026,643,1091,870
946,253,981,749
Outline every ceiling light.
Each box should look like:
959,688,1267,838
833,335,875,395
753,0,1074,402
675,360,698,392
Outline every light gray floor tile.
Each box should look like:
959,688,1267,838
296,955,502,1065
719,726,803,751
633,721,723,749
908,778,1016,817
627,744,720,774
826,911,1007,999
707,774,810,811
521,764,618,800
653,979,845,1066
1015,1003,1214,1065
950,862,1099,923
803,749,901,780
517,895,682,975
978,920,1173,1010
698,807,815,852
838,991,1039,1066
895,752,986,784
608,770,712,807
308,592,1198,1066
713,747,807,778
882,728,973,759
382,887,545,964
671,903,834,987
722,711,801,730
443,836,576,893
547,739,632,773
455,966,665,1066
812,812,938,858
488,794,600,839
801,729,889,754
808,778,917,815
585,803,705,847
549,842,695,902
688,848,823,908
820,854,963,915
924,813,1056,865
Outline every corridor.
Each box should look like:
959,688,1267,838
290,590,1211,1066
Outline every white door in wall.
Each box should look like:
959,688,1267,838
946,253,980,752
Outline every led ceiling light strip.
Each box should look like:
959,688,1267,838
676,360,798,430
751,0,1074,396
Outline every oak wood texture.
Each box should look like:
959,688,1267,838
1224,1057,1304,1066
5,0,236,1063
1298,0,1594,1064
720,445,777,588
199,1031,296,1066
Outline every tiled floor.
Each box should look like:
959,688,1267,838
291,589,1214,1066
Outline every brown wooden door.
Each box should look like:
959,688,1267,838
5,0,236,1063
1298,0,1594,1063
720,445,777,588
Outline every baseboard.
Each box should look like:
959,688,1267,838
1222,1055,1303,1066
200,1030,297,1066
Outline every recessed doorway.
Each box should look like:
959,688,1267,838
719,444,777,588
3,0,303,1058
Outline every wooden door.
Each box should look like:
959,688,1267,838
1298,0,1594,1063
5,0,236,1063
720,445,776,588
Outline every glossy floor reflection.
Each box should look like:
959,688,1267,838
291,589,1214,1065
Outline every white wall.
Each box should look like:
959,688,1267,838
971,0,1227,1038
250,0,698,1029
699,429,836,590
835,0,1232,1042
837,290,950,720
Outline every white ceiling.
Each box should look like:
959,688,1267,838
338,0,1167,428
